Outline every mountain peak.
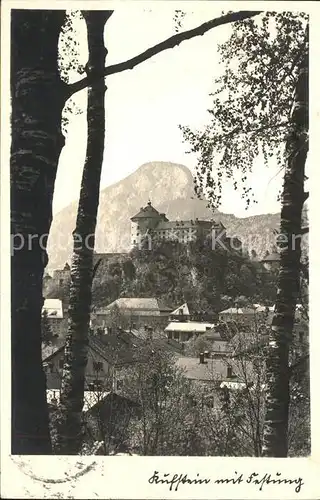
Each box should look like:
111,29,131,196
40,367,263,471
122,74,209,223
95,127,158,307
136,161,192,177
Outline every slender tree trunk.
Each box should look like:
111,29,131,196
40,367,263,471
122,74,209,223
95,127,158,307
58,11,112,454
11,10,67,454
262,40,308,457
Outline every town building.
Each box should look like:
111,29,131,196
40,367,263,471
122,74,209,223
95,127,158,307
52,262,71,288
201,327,234,357
218,306,267,326
92,297,172,330
165,321,215,343
175,355,248,408
42,298,63,318
169,302,216,323
42,331,144,392
42,298,68,339
169,302,191,322
260,249,280,271
130,201,242,252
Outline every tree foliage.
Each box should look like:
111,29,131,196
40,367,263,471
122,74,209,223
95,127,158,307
41,310,55,345
91,240,277,314
180,11,308,209
58,10,86,136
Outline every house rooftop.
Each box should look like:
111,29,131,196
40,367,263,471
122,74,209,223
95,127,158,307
42,298,63,319
165,321,215,333
42,331,144,367
219,307,257,315
261,252,280,262
202,326,230,341
176,356,254,383
47,389,112,412
98,297,172,316
176,356,239,382
170,303,190,316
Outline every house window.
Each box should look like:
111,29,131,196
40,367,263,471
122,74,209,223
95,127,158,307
174,332,179,341
59,279,63,287
167,332,172,340
59,359,64,369
94,380,103,391
45,362,54,373
227,365,233,378
93,361,103,372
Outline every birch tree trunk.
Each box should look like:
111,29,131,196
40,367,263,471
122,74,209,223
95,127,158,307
262,38,309,457
11,10,67,454
58,11,112,454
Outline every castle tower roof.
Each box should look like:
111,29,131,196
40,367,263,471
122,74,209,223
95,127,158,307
131,201,163,221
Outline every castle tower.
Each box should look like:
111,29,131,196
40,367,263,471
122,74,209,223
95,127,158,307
130,201,167,248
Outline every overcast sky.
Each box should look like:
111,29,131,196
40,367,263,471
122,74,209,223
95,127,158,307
53,7,284,217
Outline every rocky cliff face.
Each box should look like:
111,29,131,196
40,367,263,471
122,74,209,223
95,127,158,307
47,161,282,271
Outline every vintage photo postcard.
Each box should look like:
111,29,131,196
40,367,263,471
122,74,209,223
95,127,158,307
1,0,320,498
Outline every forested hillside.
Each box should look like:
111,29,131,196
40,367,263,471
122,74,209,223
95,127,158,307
90,240,278,313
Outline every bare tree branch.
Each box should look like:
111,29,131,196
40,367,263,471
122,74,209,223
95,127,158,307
67,10,262,97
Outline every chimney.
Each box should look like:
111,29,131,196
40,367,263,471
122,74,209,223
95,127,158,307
199,352,205,364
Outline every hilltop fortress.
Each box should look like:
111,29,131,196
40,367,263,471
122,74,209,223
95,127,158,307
130,201,242,252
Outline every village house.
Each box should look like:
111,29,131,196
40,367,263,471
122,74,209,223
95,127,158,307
42,298,68,339
201,326,234,357
260,249,280,271
165,321,216,343
169,302,191,322
176,354,240,384
47,388,140,454
92,297,172,330
42,330,145,393
43,263,71,297
176,354,249,407
218,306,268,327
83,391,141,453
